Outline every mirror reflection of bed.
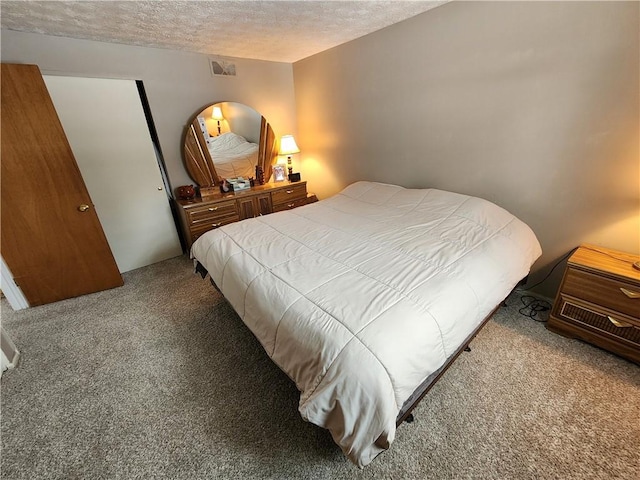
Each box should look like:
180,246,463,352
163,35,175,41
202,102,261,179
183,102,277,192
207,133,257,179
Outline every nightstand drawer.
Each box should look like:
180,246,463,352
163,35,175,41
558,294,640,340
563,268,640,319
186,200,238,225
272,184,307,205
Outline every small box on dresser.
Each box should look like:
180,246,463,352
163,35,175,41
547,244,640,364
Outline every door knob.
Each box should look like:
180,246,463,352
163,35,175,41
78,204,90,212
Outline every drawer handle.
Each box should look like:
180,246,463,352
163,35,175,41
607,316,632,328
208,207,219,211
287,203,295,208
212,222,222,228
286,190,294,194
620,287,640,299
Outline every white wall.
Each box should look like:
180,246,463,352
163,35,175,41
293,1,640,297
1,29,297,195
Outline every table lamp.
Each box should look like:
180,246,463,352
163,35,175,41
279,135,300,179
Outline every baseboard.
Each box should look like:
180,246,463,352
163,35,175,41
1,328,20,374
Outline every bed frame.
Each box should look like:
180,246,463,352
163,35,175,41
395,304,498,425
395,277,527,426
197,260,526,432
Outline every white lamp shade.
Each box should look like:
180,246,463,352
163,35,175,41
279,135,300,155
211,106,224,121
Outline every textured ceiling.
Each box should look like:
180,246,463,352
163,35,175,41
0,1,448,63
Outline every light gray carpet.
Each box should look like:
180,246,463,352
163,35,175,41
1,255,638,479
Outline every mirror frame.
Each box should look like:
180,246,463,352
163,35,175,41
182,102,278,187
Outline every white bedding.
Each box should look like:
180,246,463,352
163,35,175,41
190,181,541,467
207,132,258,179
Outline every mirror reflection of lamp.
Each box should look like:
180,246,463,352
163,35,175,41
212,106,224,135
279,135,300,180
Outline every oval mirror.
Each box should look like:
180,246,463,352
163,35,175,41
183,102,278,190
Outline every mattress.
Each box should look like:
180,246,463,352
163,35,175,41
190,181,542,467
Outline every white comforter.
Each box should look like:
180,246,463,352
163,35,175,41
191,181,541,467
207,132,258,179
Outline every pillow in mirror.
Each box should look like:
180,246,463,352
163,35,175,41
208,132,250,149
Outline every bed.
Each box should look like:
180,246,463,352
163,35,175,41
206,132,259,179
190,181,542,467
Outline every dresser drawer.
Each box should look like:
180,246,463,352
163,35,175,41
272,183,307,205
185,200,238,225
189,213,239,235
272,196,309,212
189,215,238,242
562,267,640,319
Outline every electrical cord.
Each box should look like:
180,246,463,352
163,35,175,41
518,295,551,322
522,247,578,291
512,247,578,321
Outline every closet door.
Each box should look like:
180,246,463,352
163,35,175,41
43,75,182,273
1,63,123,306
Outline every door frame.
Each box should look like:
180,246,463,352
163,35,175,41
1,257,29,310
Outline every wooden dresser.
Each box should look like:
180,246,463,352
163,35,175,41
175,181,316,249
547,244,640,364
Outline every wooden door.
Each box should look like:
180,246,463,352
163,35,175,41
1,63,123,306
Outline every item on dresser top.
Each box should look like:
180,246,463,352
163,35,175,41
255,165,265,185
176,185,196,200
273,165,286,182
190,181,542,467
226,177,251,191
219,179,232,193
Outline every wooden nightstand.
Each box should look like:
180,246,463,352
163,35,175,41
547,244,640,364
